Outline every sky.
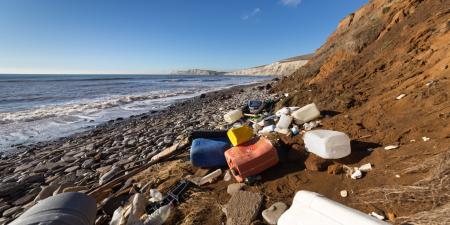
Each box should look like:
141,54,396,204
0,0,367,74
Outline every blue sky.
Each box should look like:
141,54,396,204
0,0,367,74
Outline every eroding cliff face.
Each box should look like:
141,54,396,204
274,0,450,222
225,60,309,76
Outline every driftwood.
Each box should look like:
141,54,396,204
87,138,190,202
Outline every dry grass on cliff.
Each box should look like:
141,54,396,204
354,150,450,225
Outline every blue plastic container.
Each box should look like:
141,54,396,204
190,137,231,167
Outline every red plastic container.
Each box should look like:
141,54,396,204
224,137,279,182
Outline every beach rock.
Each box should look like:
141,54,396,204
46,162,66,171
99,166,122,185
227,183,246,195
13,164,34,173
305,153,329,171
19,174,45,184
0,203,11,215
0,183,25,197
73,152,85,158
53,183,74,195
2,174,19,183
81,159,95,169
32,164,49,173
62,186,89,193
96,165,112,175
62,155,77,163
225,191,262,225
64,165,80,173
13,192,37,206
34,185,58,203
262,202,287,225
0,217,12,224
2,206,22,217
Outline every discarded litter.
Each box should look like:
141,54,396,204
127,193,147,225
340,190,348,198
223,170,232,181
278,191,390,225
145,180,191,215
259,125,276,134
359,163,372,172
369,212,385,221
143,203,173,225
303,130,351,159
351,169,363,179
248,100,265,114
303,120,321,131
190,169,222,186
10,192,97,225
149,189,163,203
224,109,243,124
384,145,399,150
291,103,321,125
190,138,230,167
422,136,430,142
276,114,293,129
291,125,300,136
244,175,262,185
225,137,279,182
276,107,291,116
395,94,406,100
227,125,254,146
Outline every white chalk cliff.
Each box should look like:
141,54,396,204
225,54,313,76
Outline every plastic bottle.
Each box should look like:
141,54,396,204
291,103,320,125
276,114,293,129
303,130,351,159
198,169,222,185
143,203,173,225
224,110,243,124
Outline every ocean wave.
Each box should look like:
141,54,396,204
0,90,196,124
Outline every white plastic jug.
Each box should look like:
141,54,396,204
224,110,243,124
303,130,351,159
276,114,293,129
278,191,390,225
291,103,320,124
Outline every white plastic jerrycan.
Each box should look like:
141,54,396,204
278,191,391,225
303,130,351,159
224,109,243,124
291,103,320,124
276,114,293,129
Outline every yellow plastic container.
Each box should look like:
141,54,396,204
227,125,254,146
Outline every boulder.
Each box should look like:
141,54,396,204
225,191,262,225
19,174,45,184
0,183,25,197
227,183,246,195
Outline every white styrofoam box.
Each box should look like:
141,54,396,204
278,191,390,225
303,130,351,159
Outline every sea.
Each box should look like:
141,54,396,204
0,74,271,152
